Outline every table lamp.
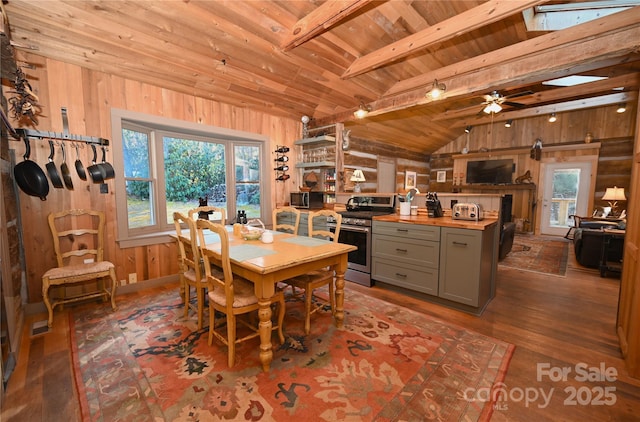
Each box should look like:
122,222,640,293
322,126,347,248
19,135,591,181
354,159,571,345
602,186,626,216
351,169,366,192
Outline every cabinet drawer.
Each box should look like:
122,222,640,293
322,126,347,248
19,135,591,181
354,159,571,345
372,234,439,268
373,221,440,241
372,259,438,295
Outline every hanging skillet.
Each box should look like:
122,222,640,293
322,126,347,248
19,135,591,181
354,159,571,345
100,146,115,180
74,143,87,180
59,142,74,190
87,144,105,183
46,140,64,188
13,137,50,200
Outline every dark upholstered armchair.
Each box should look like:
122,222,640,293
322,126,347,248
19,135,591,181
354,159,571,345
574,228,624,269
499,222,516,261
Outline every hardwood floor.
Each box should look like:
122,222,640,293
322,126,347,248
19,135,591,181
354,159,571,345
2,242,640,421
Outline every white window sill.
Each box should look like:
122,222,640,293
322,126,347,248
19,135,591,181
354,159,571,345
117,230,176,249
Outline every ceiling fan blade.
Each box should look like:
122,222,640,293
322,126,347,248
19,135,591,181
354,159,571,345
504,90,534,99
503,101,526,108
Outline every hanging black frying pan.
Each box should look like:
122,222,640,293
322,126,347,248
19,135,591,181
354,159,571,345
46,140,64,188
59,142,74,190
87,144,105,183
74,143,87,180
100,146,115,180
13,137,50,200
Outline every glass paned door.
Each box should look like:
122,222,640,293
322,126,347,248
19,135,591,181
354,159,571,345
234,145,261,219
541,162,591,236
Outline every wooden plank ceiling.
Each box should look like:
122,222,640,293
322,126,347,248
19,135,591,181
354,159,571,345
2,0,640,154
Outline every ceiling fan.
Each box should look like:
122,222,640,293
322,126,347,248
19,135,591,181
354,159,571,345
480,90,533,114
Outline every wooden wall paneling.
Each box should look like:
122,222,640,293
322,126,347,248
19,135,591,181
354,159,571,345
617,98,640,378
435,104,637,156
7,55,306,302
146,244,162,281
595,138,634,208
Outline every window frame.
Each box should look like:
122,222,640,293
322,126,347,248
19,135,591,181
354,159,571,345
110,108,272,248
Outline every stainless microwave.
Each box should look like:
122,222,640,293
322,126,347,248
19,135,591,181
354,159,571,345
291,191,324,209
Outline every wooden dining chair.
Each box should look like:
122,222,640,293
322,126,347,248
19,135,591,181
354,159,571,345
173,211,209,329
188,206,226,224
284,209,342,334
196,219,285,367
42,209,118,327
272,206,301,234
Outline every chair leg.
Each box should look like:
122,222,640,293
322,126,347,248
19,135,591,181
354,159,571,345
42,278,54,328
108,268,118,311
196,285,204,330
208,303,215,345
227,314,237,367
329,277,336,315
304,288,313,335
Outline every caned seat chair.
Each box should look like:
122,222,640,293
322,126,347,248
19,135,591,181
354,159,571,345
196,219,285,367
174,211,214,329
272,206,301,234
42,209,118,327
284,209,341,334
188,206,226,224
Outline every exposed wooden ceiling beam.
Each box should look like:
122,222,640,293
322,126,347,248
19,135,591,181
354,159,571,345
314,21,640,127
342,0,545,79
281,0,375,52
449,91,638,128
385,6,640,97
433,73,640,121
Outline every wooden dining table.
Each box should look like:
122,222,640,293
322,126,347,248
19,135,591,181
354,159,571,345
175,226,356,372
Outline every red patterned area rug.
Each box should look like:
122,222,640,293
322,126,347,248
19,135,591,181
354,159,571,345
70,287,514,421
499,234,570,276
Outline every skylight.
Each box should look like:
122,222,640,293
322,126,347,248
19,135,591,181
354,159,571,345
542,75,608,87
524,1,640,31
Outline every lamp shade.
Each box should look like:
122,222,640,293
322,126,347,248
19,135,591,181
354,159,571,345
602,186,626,202
350,169,366,182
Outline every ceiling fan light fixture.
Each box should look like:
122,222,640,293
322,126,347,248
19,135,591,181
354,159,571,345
505,119,513,128
464,125,473,133
428,79,446,99
483,102,502,114
548,113,557,123
617,103,627,113
354,103,371,119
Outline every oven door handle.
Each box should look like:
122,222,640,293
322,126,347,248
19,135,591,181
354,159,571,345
330,224,370,233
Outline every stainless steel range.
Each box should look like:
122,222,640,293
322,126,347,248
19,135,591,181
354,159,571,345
327,194,396,286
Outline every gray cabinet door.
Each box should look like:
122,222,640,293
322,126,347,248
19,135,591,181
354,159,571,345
439,228,482,306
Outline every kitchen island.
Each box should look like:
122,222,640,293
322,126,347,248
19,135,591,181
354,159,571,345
372,214,499,315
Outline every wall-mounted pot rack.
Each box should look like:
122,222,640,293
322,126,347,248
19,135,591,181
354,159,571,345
15,128,109,146
9,107,110,146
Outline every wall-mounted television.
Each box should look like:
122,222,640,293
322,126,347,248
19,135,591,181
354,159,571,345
466,159,514,184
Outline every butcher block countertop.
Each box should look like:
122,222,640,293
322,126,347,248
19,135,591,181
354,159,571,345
373,213,498,231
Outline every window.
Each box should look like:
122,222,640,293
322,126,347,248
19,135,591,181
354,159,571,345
111,109,271,247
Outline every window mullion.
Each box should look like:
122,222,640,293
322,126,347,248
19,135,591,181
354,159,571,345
152,130,168,230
